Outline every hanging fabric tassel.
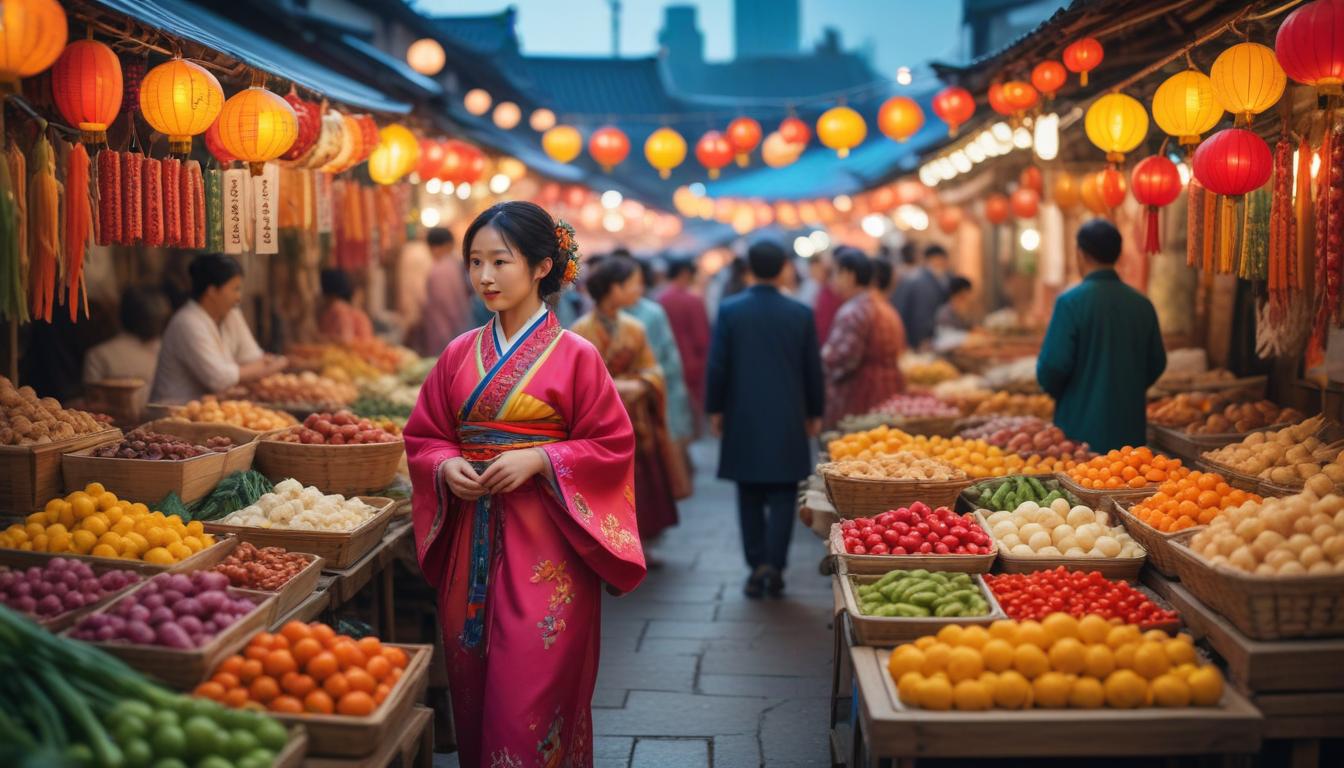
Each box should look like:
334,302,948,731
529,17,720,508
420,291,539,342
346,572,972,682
1202,183,1217,272
1295,138,1315,294
1187,179,1202,267
1144,205,1160,255
1217,196,1236,274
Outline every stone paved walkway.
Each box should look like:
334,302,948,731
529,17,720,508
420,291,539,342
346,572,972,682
437,439,836,767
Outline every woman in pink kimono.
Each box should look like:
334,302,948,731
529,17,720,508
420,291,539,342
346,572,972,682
404,202,646,768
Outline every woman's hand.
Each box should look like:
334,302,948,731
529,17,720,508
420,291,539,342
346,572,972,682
477,448,548,495
441,457,487,501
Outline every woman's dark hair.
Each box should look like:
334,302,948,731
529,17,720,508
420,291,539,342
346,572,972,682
871,258,894,292
833,246,873,287
427,227,455,248
1077,218,1122,265
188,253,243,299
462,201,565,298
947,276,973,297
119,286,170,342
584,255,639,303
320,269,354,302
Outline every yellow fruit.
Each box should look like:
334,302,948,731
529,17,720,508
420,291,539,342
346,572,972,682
56,504,75,529
1133,642,1172,680
143,547,175,565
888,645,925,681
125,532,149,553
992,670,1033,710
1103,670,1148,709
44,508,59,524
920,643,952,676
953,680,993,711
1172,663,1199,680
980,639,1014,672
1012,644,1049,679
914,636,937,650
988,620,1019,644
936,625,964,647
130,503,150,517
1041,613,1080,644
91,544,119,558
167,542,192,561
46,497,67,514
917,676,954,710
47,531,71,553
1032,672,1073,708
97,532,123,550
96,492,119,511
182,536,204,553
18,542,32,550
111,517,135,536
1078,614,1113,645
201,533,215,546
1047,638,1087,675
84,482,106,496
71,495,96,520
105,507,124,525
978,671,999,688
25,522,45,539
31,534,49,552
1016,621,1050,649
957,626,990,650
1150,673,1192,707
1083,644,1116,679
71,529,96,554
897,672,924,705
186,520,205,537
947,647,984,683
1143,629,1171,644
160,528,182,546
1164,639,1197,666
81,516,108,537
1187,667,1224,706
1106,624,1141,649
144,527,166,547
1114,643,1137,670
1069,676,1106,709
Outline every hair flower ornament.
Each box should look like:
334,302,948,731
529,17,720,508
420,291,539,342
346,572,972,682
555,219,581,285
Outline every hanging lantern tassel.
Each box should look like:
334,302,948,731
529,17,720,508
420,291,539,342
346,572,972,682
1144,205,1161,255
1218,195,1237,274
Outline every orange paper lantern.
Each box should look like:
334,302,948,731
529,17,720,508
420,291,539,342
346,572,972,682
936,206,963,234
816,106,866,158
0,0,66,91
139,59,225,154
695,130,733,179
988,83,1014,117
588,125,630,171
1010,187,1039,219
1020,166,1043,193
1052,172,1080,211
1001,80,1039,115
727,117,762,166
779,116,810,147
1063,37,1104,86
52,40,122,144
1080,172,1108,215
1031,60,1067,99
985,194,1010,225
1099,168,1128,209
216,84,299,175
878,96,924,142
644,127,687,179
932,86,975,137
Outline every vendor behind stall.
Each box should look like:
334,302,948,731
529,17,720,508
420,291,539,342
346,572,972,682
83,286,170,420
150,253,287,405
1037,220,1165,452
317,268,374,344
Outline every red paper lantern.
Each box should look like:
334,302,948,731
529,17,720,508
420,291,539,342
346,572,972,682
1275,0,1344,96
727,117,762,166
588,125,630,171
1099,168,1128,208
778,116,810,146
441,139,485,184
1019,166,1043,193
1063,37,1104,87
280,92,322,162
695,130,733,179
985,194,1010,225
1131,155,1183,254
932,86,975,137
870,186,896,211
1031,60,1067,99
1001,80,1039,114
204,118,236,166
877,96,924,142
936,206,963,234
51,39,122,145
563,185,588,209
1192,128,1272,196
1010,187,1039,219
988,83,1014,116
416,139,446,180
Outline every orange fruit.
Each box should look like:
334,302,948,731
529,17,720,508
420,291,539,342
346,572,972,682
268,634,291,651
212,672,240,690
248,675,280,703
389,667,404,683
223,687,250,709
346,668,377,694
323,672,351,699
251,632,278,650
292,638,323,667
303,690,335,715
309,622,337,647
307,651,339,681
239,659,264,684
279,621,313,645
374,684,392,705
356,636,383,659
281,672,316,697
194,681,226,701
365,655,392,682
244,644,270,662
337,691,376,717
263,649,298,678
269,695,304,714
333,642,367,671
218,655,245,676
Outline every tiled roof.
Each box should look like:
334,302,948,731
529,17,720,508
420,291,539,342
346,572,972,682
673,53,876,99
428,10,519,56
511,56,689,119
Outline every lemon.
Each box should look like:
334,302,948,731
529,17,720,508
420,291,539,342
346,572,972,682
144,527,166,547
917,676,954,710
167,542,192,561
25,522,45,539
1106,624,1141,650
1083,644,1116,678
81,515,108,538
1172,662,1199,680
1132,641,1171,680
988,619,1019,644
888,645,925,681
97,532,123,550
71,495,96,520
978,670,999,688
1012,644,1049,679
957,625,990,650
31,533,49,552
1103,669,1148,708
1150,673,1192,707
1077,614,1112,645
46,497,67,515
1032,672,1073,708
182,536,204,553
936,625,964,647
1016,620,1050,649
1143,629,1171,644
143,547,175,565
71,529,96,554
897,672,924,705
47,530,71,553
111,517,135,536
953,679,993,711
1041,612,1080,644
56,504,75,529
91,543,119,558
947,647,984,683
1164,639,1197,666
1114,643,1138,670
1048,638,1087,675
84,482,106,496
96,492,119,511
914,636,937,650
992,670,1033,710
186,520,205,537
920,643,952,676
980,639,1014,672
1187,667,1224,706
1068,677,1106,709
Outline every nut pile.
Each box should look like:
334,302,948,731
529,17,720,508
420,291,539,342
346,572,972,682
90,428,231,460
0,376,105,445
1202,416,1344,487
820,451,966,481
172,396,298,431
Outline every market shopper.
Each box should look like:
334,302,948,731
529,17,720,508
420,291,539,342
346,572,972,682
935,276,975,333
572,257,686,540
83,285,171,420
892,244,952,349
317,268,374,344
821,248,906,429
620,255,695,447
422,228,478,356
1037,219,1167,452
150,254,287,405
400,227,463,355
706,240,825,598
658,257,711,427
404,202,645,768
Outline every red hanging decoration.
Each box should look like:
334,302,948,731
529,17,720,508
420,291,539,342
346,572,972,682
932,86,975,137
1275,0,1344,97
1099,168,1128,209
588,125,630,171
727,117,763,166
988,82,1014,116
51,40,123,145
694,130,733,179
204,119,235,166
1131,155,1183,254
1010,187,1039,219
1063,37,1104,86
1031,60,1067,99
280,91,322,162
936,206,963,234
1001,80,1039,116
778,116,810,147
1019,166,1043,193
1193,128,1273,274
416,139,446,180
985,193,1010,224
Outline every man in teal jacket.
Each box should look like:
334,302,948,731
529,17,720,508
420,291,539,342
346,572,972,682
1037,220,1166,452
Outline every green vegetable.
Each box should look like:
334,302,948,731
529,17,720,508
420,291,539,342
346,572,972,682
184,471,274,522
852,570,992,619
156,491,190,522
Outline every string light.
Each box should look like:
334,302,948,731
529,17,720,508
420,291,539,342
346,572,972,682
601,190,623,209
794,236,816,258
1020,228,1041,251
896,66,913,86
420,207,441,227
425,178,442,194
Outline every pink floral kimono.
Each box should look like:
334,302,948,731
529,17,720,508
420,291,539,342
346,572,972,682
405,310,646,768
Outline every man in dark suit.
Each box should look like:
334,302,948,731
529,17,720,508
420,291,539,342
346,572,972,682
706,240,825,598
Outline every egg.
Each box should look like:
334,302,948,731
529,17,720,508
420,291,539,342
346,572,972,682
1018,523,1045,541
1277,560,1307,575
1050,498,1071,516
1038,512,1065,529
1000,533,1022,548
992,521,1017,539
1066,506,1095,527
1055,535,1079,552
1228,547,1256,571
1010,544,1034,556
1300,545,1325,568
1251,530,1286,559
1094,536,1122,557
1263,548,1295,568
1027,531,1053,551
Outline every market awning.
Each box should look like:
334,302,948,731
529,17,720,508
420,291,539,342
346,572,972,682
86,0,413,114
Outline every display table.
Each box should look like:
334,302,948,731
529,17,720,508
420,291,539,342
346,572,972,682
303,705,433,768
848,646,1263,767
317,519,413,639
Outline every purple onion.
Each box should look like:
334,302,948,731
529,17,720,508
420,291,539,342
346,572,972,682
13,582,32,598
125,621,155,645
52,582,68,597
14,596,36,613
60,570,80,588
214,613,239,630
147,606,174,626
79,578,102,595
155,622,193,649
176,615,204,635
127,605,151,623
32,582,50,599
163,575,193,595
95,625,119,641
112,600,133,617
36,594,63,615
140,594,165,610
195,572,230,592
138,581,159,595
25,567,41,580
197,591,227,614
231,598,257,615
160,590,184,606
172,597,203,618
62,591,85,611
107,615,126,630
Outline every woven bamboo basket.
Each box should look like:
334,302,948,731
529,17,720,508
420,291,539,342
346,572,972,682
821,469,972,519
1110,498,1195,578
1149,422,1291,465
143,418,269,474
956,474,1081,514
828,523,996,575
0,534,238,576
1167,533,1344,640
973,511,1147,580
1055,472,1157,510
5,561,148,633
203,497,394,569
254,437,404,496
840,572,1006,646
891,415,960,438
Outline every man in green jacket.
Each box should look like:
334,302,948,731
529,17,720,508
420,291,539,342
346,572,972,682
1037,219,1166,452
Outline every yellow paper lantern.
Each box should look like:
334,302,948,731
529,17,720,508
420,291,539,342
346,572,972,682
1084,92,1148,164
367,123,420,184
1209,42,1285,124
463,88,492,116
216,85,298,175
140,58,224,154
529,108,556,132
406,38,445,77
817,106,866,158
644,127,687,179
497,156,527,180
0,0,67,91
493,101,521,130
1151,69,1223,147
761,131,803,168
542,125,582,163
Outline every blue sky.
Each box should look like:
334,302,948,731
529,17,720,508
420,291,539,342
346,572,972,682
413,0,964,78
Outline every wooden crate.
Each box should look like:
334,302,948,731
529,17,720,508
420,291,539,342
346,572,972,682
0,534,239,576
821,471,972,519
973,511,1147,580
0,428,122,515
273,726,308,768
828,523,996,575
142,418,263,476
303,707,432,768
255,438,404,496
0,561,147,633
64,586,276,690
267,643,431,757
839,571,1006,647
61,446,230,505
203,497,395,570
1054,472,1156,510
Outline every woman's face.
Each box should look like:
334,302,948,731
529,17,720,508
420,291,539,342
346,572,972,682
468,225,550,313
